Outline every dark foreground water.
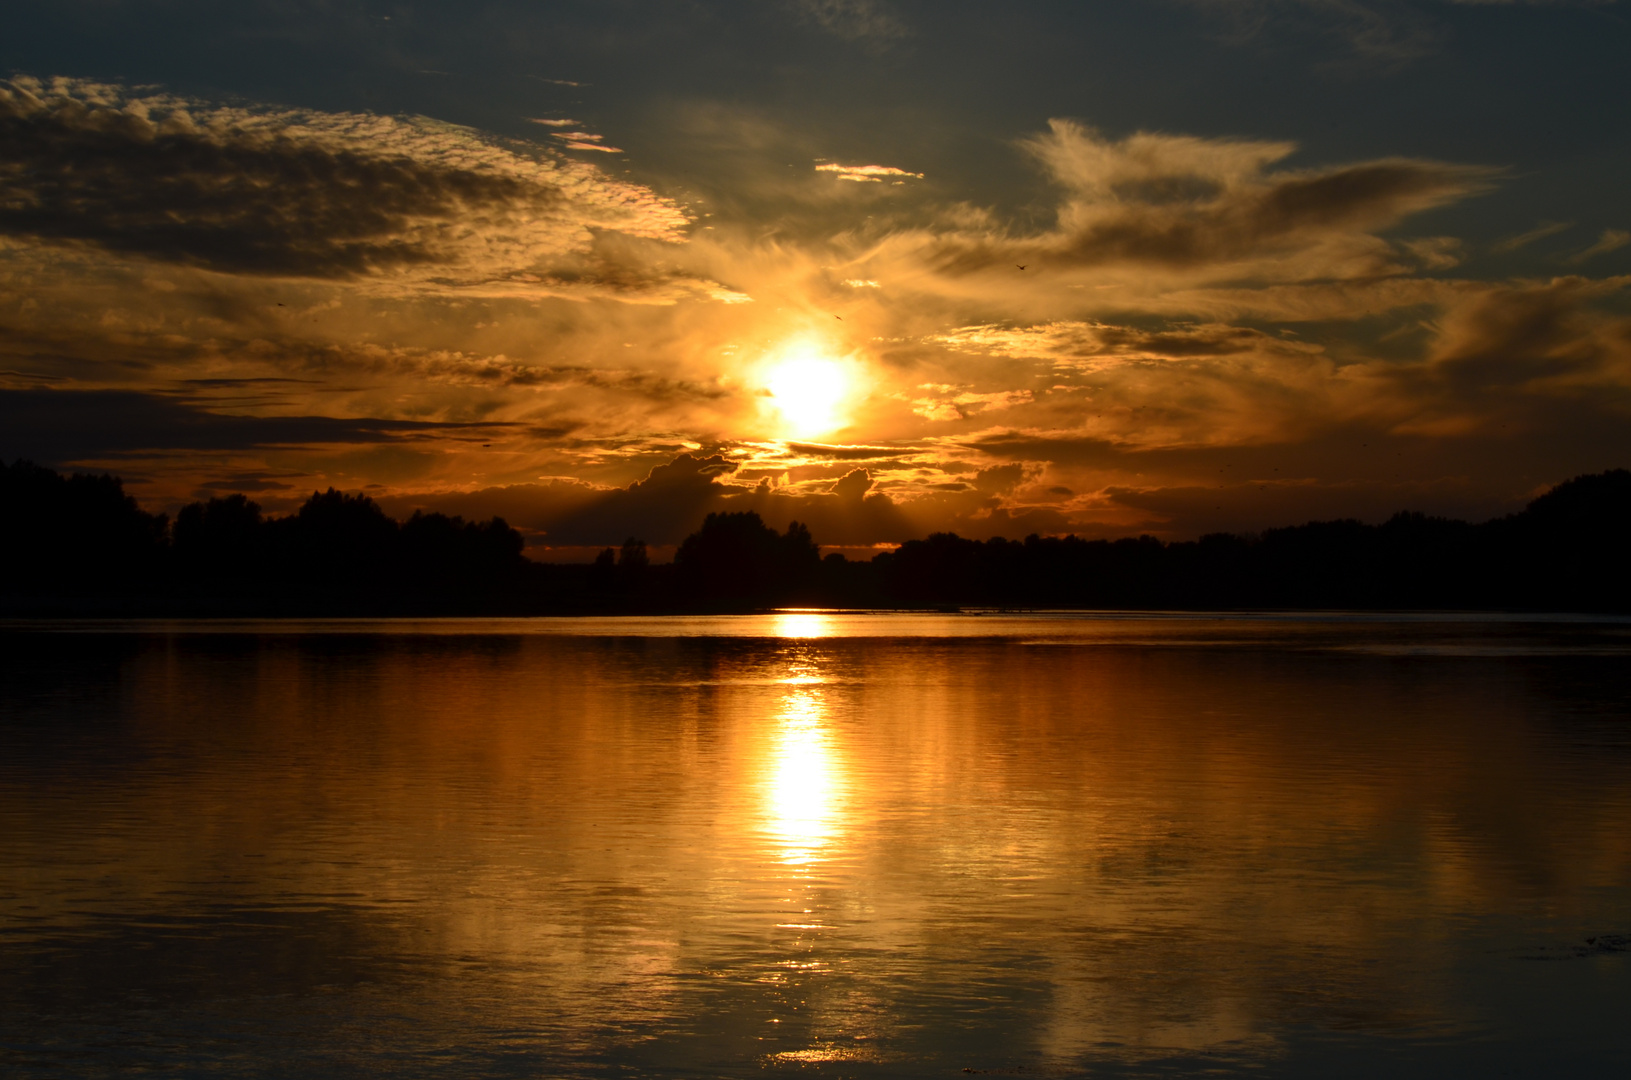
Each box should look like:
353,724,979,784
2,613,1629,1078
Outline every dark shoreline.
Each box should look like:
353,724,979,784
8,461,1631,616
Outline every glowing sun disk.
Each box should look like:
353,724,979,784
765,350,850,435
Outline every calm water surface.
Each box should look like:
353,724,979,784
2,613,1629,1078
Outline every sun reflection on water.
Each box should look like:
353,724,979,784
772,611,836,639
764,666,843,864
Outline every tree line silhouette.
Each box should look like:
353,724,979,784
2,461,525,613
3,458,1629,614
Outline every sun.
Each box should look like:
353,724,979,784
762,344,855,436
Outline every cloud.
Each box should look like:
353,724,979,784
790,0,910,42
1099,474,1505,536
380,452,918,550
933,321,1320,367
537,452,742,544
878,122,1493,302
1567,229,1631,265
785,442,918,460
196,472,306,494
545,131,626,153
972,463,1030,495
1492,220,1572,254
830,467,874,500
0,76,686,288
815,162,924,183
1411,276,1631,400
1181,0,1441,64
377,478,614,549
936,121,1490,279
0,388,512,463
1,84,1620,551
910,386,1033,422
550,450,1043,547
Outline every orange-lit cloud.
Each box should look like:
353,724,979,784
815,162,924,183
4,74,1630,551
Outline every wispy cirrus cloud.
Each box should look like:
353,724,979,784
1492,220,1573,253
1567,228,1631,265
915,120,1492,283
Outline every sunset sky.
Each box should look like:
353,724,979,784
3,1,1629,558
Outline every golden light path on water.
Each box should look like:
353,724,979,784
770,611,837,639
759,612,865,1065
6,616,1631,1077
765,684,839,865
763,619,844,867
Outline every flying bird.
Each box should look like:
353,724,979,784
1016,265,1026,270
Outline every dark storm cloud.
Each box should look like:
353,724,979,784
0,388,513,463
784,441,917,460
196,472,307,493
180,377,326,389
539,453,747,545
381,453,917,550
1093,324,1273,357
0,77,687,284
961,432,1122,468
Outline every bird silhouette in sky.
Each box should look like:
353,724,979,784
1016,264,1026,270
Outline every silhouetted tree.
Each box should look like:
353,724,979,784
0,459,167,594
174,494,265,579
618,538,649,570
1498,468,1631,610
674,512,821,607
400,510,525,589
591,546,617,592
617,537,650,591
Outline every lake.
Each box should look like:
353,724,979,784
2,613,1629,1077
